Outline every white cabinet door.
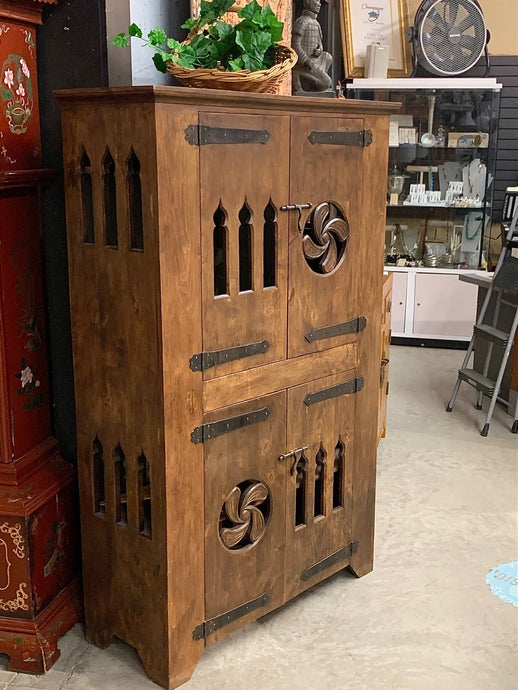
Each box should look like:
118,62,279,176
391,271,408,335
413,273,477,338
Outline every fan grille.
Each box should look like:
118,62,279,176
418,0,486,75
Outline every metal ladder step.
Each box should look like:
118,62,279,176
474,324,510,346
458,368,496,396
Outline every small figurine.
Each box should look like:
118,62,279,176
291,0,333,94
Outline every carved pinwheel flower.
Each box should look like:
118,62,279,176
302,202,349,274
219,481,270,550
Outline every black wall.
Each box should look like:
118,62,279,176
488,56,518,216
37,0,108,463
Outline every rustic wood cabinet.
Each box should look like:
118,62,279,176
0,0,81,675
56,86,397,689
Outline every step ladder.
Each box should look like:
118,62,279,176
446,189,518,436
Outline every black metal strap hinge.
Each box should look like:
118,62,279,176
191,407,270,444
303,376,364,406
308,130,373,147
305,316,367,343
190,340,270,372
301,541,359,581
193,593,270,640
185,124,271,146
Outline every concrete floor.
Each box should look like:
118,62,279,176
1,345,516,690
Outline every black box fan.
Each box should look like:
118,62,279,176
408,0,490,76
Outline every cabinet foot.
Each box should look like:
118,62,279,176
348,562,373,578
85,628,113,650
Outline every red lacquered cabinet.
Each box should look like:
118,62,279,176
0,0,81,674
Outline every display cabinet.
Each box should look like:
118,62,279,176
346,78,502,340
347,78,501,270
56,86,397,689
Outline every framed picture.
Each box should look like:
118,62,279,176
340,0,411,77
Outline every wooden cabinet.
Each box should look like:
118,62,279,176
56,86,396,689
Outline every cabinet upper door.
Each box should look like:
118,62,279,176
199,111,290,380
288,116,365,358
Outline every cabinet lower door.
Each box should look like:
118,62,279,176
203,392,286,643
284,371,356,600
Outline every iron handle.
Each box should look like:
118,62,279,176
279,445,308,475
280,203,312,233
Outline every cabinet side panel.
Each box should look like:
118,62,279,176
350,115,390,578
61,101,170,683
155,103,205,685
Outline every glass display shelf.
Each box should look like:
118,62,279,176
347,78,502,271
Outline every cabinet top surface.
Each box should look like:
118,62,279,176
54,85,401,115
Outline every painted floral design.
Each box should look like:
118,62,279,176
23,30,35,58
3,69,13,89
16,358,42,410
20,58,30,79
1,53,33,135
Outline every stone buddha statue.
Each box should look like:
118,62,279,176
291,0,333,94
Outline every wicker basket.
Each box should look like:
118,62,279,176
166,44,297,93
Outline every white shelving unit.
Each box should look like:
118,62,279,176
386,266,490,341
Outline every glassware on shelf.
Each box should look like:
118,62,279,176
387,165,407,205
420,94,437,147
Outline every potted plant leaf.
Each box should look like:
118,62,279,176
113,0,297,93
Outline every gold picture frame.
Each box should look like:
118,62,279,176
340,0,411,77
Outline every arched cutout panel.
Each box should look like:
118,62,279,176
238,201,253,293
263,199,277,288
127,149,144,251
213,202,228,296
102,148,118,248
295,453,307,527
314,444,326,518
138,452,152,538
333,438,345,509
80,149,95,244
92,436,105,516
114,443,127,525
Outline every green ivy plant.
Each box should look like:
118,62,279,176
113,0,285,73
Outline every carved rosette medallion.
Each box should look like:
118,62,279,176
302,202,349,274
219,481,271,551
